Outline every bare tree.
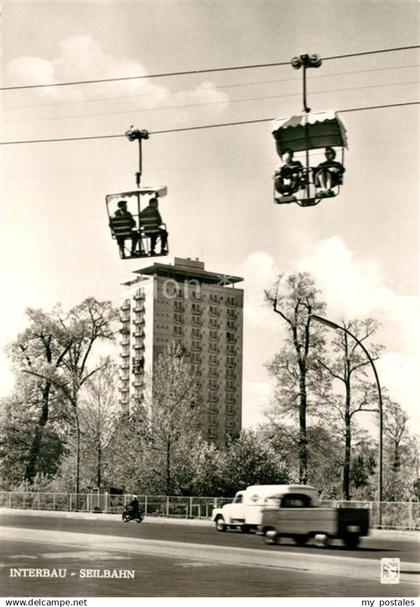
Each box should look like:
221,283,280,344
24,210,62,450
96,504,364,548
383,397,408,473
317,319,383,499
265,272,328,484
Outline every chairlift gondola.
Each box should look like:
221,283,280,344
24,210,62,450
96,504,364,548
106,127,169,259
272,55,348,207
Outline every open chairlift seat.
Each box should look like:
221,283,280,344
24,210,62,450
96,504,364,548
106,186,169,259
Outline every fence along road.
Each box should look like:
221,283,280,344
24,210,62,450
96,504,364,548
0,491,418,530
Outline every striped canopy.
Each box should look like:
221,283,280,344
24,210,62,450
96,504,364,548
272,111,348,156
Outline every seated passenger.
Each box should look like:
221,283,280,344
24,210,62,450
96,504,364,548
139,197,168,255
313,147,345,194
111,200,139,258
274,149,304,196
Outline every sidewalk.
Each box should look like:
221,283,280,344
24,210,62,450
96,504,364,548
1,507,418,540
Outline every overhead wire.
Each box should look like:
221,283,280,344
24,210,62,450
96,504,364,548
4,80,420,125
1,45,419,91
3,63,419,111
1,101,418,146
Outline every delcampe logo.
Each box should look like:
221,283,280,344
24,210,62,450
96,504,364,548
380,558,400,584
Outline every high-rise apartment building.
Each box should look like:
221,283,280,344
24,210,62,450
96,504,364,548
119,257,243,446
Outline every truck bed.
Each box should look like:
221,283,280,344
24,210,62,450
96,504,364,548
261,507,369,539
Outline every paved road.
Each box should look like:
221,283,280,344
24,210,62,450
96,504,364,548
1,512,419,597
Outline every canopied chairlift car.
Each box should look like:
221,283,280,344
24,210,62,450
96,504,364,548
272,54,348,207
107,126,169,260
106,186,169,259
272,111,348,206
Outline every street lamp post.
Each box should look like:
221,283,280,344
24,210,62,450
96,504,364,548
310,314,383,524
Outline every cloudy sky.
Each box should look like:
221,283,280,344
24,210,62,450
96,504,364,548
1,1,419,434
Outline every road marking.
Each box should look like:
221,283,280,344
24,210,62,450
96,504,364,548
1,525,419,585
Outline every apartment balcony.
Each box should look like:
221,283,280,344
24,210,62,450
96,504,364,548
120,351,130,359
132,330,145,338
119,386,129,394
120,303,130,312
133,305,145,313
133,292,145,301
120,340,130,348
133,343,145,351
133,318,145,326
132,381,145,390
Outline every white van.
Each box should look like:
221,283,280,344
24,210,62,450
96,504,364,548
211,484,319,532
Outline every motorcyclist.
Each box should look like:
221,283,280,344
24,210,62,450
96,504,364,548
126,495,141,519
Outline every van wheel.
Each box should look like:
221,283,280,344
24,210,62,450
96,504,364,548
314,533,330,547
294,534,309,546
264,528,279,545
344,534,360,549
215,516,226,532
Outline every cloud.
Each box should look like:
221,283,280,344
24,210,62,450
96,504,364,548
294,235,420,430
238,240,419,432
236,251,281,328
6,35,229,115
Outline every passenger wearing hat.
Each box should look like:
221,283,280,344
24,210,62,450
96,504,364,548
111,200,139,258
139,197,168,255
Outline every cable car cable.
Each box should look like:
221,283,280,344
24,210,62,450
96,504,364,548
0,101,418,146
4,63,419,112
1,45,418,92
5,80,419,125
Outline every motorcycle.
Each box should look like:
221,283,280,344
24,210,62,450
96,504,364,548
122,505,143,523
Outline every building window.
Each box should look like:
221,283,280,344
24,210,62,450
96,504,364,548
192,340,201,351
210,306,219,317
192,316,202,326
209,330,218,340
174,326,183,336
226,391,236,403
209,318,219,329
227,320,236,330
192,303,202,314
174,301,184,312
226,332,236,343
226,357,236,368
